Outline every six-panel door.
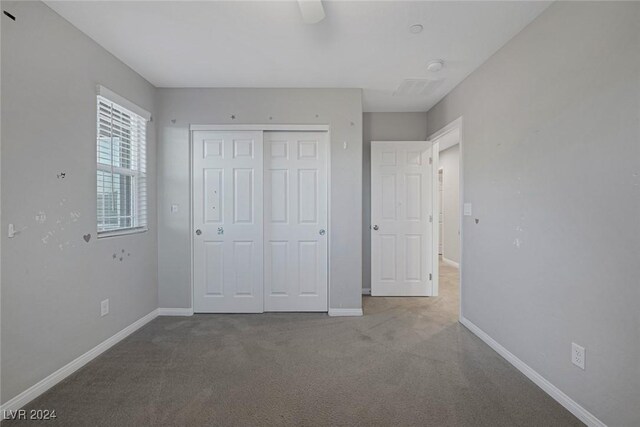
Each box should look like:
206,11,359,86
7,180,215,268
264,132,328,311
371,141,433,296
193,131,264,313
192,130,329,313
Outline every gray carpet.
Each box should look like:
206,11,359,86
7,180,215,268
7,262,582,426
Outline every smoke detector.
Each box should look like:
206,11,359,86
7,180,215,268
427,60,444,73
409,24,424,34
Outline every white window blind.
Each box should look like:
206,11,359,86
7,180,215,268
97,95,147,236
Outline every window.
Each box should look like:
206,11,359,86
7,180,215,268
97,93,147,236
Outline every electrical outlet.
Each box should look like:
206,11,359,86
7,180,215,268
101,299,109,317
572,342,585,370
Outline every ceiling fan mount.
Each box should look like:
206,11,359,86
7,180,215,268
298,0,325,24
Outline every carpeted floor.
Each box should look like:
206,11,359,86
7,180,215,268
8,261,582,426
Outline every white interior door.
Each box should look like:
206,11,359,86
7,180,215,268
193,130,263,313
371,141,434,296
264,131,328,311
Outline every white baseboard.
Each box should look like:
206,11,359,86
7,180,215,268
0,309,158,414
158,307,194,316
328,308,363,317
460,317,605,427
362,287,371,295
442,256,459,268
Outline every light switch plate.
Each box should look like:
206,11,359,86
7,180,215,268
463,203,473,216
171,204,179,213
101,299,109,317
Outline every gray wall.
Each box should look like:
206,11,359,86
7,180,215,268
157,88,363,310
426,2,640,425
1,1,158,404
439,145,460,264
362,112,428,290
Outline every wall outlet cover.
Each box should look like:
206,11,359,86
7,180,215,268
572,342,585,370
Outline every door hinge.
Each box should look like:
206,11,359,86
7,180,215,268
429,273,432,281
429,215,433,223
429,157,433,165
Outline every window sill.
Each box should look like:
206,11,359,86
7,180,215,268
97,227,148,239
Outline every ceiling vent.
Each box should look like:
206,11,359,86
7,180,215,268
393,79,444,97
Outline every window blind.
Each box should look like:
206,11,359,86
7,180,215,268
97,95,147,235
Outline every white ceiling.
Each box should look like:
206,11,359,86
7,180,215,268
45,1,550,112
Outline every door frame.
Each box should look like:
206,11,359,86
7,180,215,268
438,167,444,257
188,124,332,313
370,140,440,296
427,116,463,322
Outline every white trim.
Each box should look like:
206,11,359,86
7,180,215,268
328,308,363,317
429,117,462,142
457,118,464,322
460,317,606,427
189,129,195,313
190,124,330,132
326,130,332,319
97,227,148,239
158,307,194,316
441,256,459,268
437,130,460,153
431,140,440,296
0,309,158,414
362,287,371,295
428,116,463,322
96,85,151,121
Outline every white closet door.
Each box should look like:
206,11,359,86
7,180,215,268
371,141,433,296
264,132,328,312
193,131,263,313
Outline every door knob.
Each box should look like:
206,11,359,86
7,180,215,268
373,225,379,231
217,227,224,235
319,229,326,236
195,229,202,235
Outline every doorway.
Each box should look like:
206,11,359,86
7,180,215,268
438,145,460,268
191,128,329,313
429,117,463,320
